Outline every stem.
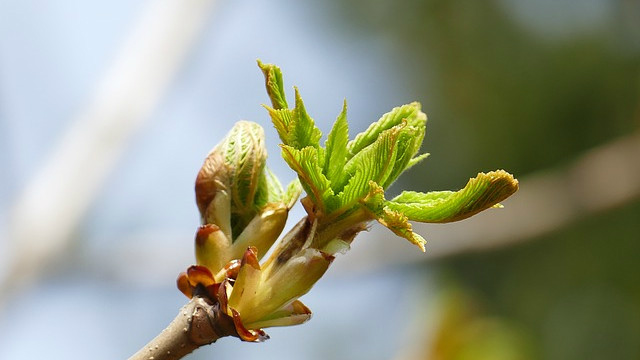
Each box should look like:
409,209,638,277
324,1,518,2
315,208,370,248
128,296,236,360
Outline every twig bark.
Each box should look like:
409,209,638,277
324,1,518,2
128,296,235,360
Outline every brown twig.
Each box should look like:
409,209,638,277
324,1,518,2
128,296,235,360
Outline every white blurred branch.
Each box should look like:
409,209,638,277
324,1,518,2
1,0,216,304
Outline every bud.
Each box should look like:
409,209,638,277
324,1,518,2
228,203,288,262
175,62,520,346
194,224,231,276
195,121,267,233
225,242,331,331
245,247,332,324
177,245,323,341
194,121,295,275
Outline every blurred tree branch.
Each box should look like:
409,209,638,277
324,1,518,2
0,0,216,309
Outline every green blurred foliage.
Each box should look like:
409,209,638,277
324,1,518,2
427,286,537,360
441,201,640,359
326,0,640,358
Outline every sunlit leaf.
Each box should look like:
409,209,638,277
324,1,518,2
386,170,519,223
323,100,349,188
337,123,403,207
283,178,303,209
380,121,425,188
405,153,430,170
361,181,427,251
259,61,323,151
264,106,294,145
291,87,323,149
257,60,288,110
347,102,425,157
280,145,336,212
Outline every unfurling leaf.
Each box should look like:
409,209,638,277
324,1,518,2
323,100,349,188
259,61,322,150
386,170,519,223
283,179,303,209
280,145,336,213
257,60,288,110
337,121,413,208
347,102,425,157
361,181,427,251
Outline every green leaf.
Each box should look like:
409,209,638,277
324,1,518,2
336,169,369,212
291,87,323,149
283,179,303,209
347,102,425,158
336,123,404,207
379,208,427,251
280,145,336,212
262,89,323,150
256,167,283,206
380,121,426,189
323,100,349,188
386,170,519,223
264,106,294,145
257,60,288,110
259,62,323,151
405,153,430,170
361,181,427,251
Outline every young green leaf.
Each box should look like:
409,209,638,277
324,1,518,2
256,167,284,206
291,87,322,149
257,60,288,110
377,208,427,251
259,61,323,151
224,122,267,215
347,102,425,158
283,179,303,209
386,170,519,223
405,153,430,171
323,100,349,188
280,145,336,213
380,121,426,189
361,181,427,251
264,106,295,145
336,123,404,206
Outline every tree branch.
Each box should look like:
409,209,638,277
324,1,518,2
128,296,235,360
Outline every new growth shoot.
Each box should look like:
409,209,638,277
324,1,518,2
175,61,519,343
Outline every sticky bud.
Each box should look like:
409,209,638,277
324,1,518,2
195,121,268,236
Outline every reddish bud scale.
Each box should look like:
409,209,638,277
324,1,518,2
231,308,268,342
176,265,219,300
195,224,220,247
241,246,260,270
194,150,227,220
176,272,192,298
223,260,241,280
186,265,216,287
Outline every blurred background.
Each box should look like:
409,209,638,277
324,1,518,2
1,0,639,359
